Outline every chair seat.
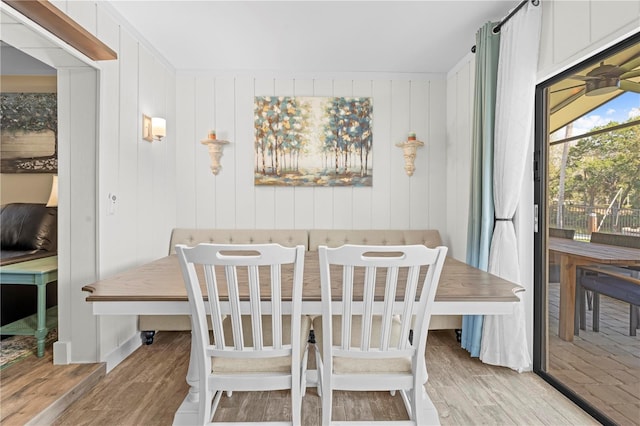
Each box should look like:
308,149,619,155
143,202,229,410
214,315,312,374
312,315,411,375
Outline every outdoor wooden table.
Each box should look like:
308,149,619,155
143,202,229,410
83,251,524,426
548,237,640,342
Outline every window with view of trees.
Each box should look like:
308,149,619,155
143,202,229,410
548,96,640,237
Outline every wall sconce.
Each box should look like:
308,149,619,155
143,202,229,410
396,132,424,177
201,130,230,175
46,175,58,207
142,114,166,141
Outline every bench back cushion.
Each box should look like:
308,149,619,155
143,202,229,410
308,229,443,250
590,232,640,249
168,228,309,254
549,227,575,239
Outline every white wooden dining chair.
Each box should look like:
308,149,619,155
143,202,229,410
313,244,447,426
175,243,310,425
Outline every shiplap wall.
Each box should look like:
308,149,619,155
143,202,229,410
445,55,475,262
43,1,177,367
175,74,449,240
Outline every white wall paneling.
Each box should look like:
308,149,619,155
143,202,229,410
175,75,197,228
537,0,640,82
389,80,411,229
194,76,216,228
235,77,256,229
214,77,237,228
65,68,99,363
427,79,448,235
445,55,474,261
176,73,447,233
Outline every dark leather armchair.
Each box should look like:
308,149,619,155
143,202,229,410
0,203,57,266
1,203,58,328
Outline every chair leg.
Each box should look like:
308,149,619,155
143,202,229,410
630,305,638,337
301,343,309,397
321,386,332,426
575,284,585,334
413,386,440,426
586,290,593,310
592,292,600,332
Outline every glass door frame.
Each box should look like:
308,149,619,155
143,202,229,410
532,32,640,426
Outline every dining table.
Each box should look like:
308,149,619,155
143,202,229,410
548,236,640,342
82,251,525,425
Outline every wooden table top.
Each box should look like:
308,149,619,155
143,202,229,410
548,237,640,264
82,252,523,303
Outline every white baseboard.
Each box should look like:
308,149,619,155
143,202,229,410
104,332,141,373
53,341,71,364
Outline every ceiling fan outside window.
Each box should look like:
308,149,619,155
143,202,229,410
570,56,640,96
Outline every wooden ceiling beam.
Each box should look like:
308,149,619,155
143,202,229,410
3,0,117,61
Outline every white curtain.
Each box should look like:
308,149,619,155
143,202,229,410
480,1,542,372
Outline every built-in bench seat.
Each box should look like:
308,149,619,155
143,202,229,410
138,228,461,343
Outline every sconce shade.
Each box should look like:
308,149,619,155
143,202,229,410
151,117,166,140
46,175,58,207
143,114,166,141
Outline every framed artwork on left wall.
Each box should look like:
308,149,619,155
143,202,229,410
0,92,58,173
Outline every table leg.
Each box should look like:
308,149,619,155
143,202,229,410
35,277,48,357
558,254,576,342
173,330,200,425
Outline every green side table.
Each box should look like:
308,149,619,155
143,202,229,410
0,256,58,357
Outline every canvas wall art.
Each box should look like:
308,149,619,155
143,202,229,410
0,92,58,173
254,96,373,186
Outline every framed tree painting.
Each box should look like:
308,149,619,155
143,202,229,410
0,92,58,173
254,96,373,186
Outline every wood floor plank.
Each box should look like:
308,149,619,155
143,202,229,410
2,329,601,425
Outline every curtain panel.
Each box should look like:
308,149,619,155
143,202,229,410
481,1,542,372
462,22,500,357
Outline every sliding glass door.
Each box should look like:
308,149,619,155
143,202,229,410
534,34,640,426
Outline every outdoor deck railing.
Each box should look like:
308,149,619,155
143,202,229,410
549,203,640,237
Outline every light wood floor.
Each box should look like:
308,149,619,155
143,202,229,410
548,281,640,426
0,329,597,425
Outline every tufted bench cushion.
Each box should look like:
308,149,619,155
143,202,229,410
167,228,309,253
308,229,443,250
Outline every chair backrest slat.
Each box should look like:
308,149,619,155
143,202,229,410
204,265,226,351
176,243,305,357
360,266,377,351
224,264,245,350
341,266,354,350
380,266,399,350
319,244,448,368
247,264,263,350
270,264,283,349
